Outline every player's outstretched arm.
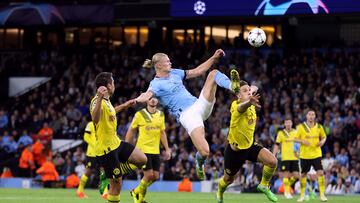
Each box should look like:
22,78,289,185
185,49,225,79
135,91,154,103
115,99,136,113
237,93,261,113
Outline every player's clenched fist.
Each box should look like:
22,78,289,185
97,86,108,98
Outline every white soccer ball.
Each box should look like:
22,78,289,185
247,28,266,47
194,1,206,15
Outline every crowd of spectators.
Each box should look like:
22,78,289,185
0,39,359,193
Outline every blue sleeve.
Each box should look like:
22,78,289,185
148,80,160,96
294,142,300,152
171,69,185,80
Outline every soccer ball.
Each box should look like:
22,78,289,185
194,1,206,15
247,28,266,47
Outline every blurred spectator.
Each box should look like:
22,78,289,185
62,157,74,177
17,130,33,149
355,177,360,194
335,148,349,167
1,132,18,156
344,178,355,194
53,153,65,173
32,139,45,167
36,157,59,188
72,147,85,162
37,122,53,145
66,104,82,122
0,110,8,129
74,159,85,178
1,167,14,178
67,120,79,139
322,152,335,171
326,178,345,195
178,173,192,192
18,145,35,177
66,173,80,188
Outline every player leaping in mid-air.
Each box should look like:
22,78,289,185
135,49,240,180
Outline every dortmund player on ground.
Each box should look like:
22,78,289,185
216,75,278,203
90,72,147,203
125,97,171,203
295,110,327,202
273,117,300,199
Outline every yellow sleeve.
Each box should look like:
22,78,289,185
83,122,95,146
89,99,95,116
319,124,326,138
275,131,282,144
160,112,165,131
90,97,103,116
130,112,140,129
230,101,238,115
295,125,302,139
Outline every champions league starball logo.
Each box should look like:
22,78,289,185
194,1,206,15
255,0,329,16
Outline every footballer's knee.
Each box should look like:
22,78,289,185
268,155,278,168
208,69,218,80
199,148,209,157
317,170,324,176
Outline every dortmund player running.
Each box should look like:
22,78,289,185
295,110,327,202
126,97,171,203
216,77,278,203
76,120,109,199
91,72,147,203
273,117,300,199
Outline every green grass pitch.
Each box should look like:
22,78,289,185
0,188,359,203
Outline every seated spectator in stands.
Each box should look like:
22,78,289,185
0,110,8,129
355,140,360,162
37,122,53,145
326,178,345,195
72,147,85,162
67,120,79,139
178,172,192,192
17,130,33,149
18,145,35,177
1,167,14,178
336,148,349,167
36,156,59,188
344,178,355,194
74,159,85,178
66,173,80,188
322,152,335,171
1,132,18,156
66,104,82,122
62,157,74,177
53,153,65,173
354,176,360,194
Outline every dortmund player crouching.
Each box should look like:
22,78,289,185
216,77,278,203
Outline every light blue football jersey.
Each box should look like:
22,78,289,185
148,69,197,119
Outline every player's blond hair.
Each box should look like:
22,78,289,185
143,53,168,69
